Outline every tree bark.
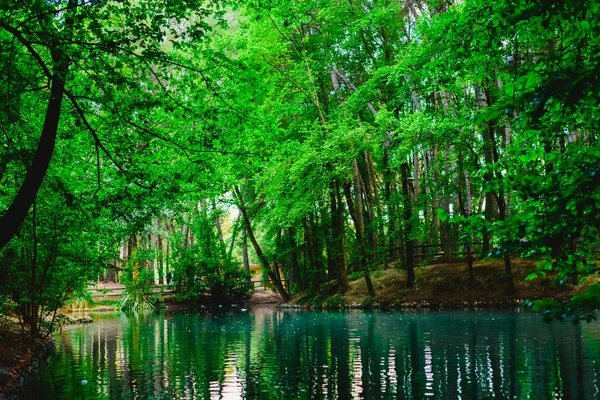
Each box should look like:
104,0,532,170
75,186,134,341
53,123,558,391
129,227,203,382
401,162,416,287
343,182,375,297
0,0,77,250
329,181,348,290
234,186,289,301
0,60,68,249
288,228,302,292
242,228,251,286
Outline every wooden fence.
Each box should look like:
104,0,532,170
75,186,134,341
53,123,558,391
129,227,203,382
347,242,485,272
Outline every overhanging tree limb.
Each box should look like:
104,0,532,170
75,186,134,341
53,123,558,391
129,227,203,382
0,60,68,249
0,2,75,250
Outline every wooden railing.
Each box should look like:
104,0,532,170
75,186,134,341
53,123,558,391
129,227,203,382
347,242,485,271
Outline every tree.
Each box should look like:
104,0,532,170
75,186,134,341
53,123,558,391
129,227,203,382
0,0,225,249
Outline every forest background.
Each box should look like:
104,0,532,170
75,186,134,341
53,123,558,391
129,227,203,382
1,0,600,337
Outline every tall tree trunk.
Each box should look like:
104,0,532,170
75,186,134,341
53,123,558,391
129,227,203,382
401,162,416,287
157,235,164,284
29,201,38,339
329,181,348,290
311,212,326,285
463,156,475,283
365,152,384,249
343,183,375,297
358,153,377,258
242,228,251,286
303,217,317,289
288,228,302,292
212,199,226,248
324,203,336,283
476,85,497,255
0,45,69,250
480,84,514,293
234,186,289,301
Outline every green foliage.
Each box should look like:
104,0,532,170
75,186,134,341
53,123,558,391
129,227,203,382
347,271,364,281
527,282,600,324
324,293,346,309
297,291,347,309
120,258,157,311
119,291,156,312
361,296,375,309
0,176,119,334
170,205,252,301
1,0,600,324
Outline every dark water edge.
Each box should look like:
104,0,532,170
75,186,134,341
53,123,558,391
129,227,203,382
0,336,53,400
27,307,600,399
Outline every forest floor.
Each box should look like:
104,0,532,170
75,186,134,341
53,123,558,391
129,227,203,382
289,258,600,308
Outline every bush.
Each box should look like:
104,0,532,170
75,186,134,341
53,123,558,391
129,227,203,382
119,257,156,311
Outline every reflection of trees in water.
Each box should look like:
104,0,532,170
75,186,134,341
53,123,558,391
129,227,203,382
33,309,600,399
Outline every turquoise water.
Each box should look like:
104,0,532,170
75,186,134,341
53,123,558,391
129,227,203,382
30,307,600,399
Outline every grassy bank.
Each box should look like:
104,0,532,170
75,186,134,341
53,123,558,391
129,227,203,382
290,259,598,309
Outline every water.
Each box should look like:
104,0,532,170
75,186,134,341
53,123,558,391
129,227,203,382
30,307,600,399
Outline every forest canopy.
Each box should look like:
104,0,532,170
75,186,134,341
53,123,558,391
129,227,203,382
1,0,600,329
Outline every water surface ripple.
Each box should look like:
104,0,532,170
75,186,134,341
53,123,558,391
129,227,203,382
30,308,600,399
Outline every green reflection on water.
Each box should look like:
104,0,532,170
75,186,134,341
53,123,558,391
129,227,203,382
30,308,600,399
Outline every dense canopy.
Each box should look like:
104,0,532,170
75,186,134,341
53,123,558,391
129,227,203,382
2,0,600,332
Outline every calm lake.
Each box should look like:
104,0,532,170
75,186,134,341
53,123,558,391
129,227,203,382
29,307,600,399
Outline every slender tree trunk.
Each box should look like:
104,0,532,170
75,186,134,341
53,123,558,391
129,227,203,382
401,162,416,287
479,84,514,293
288,228,302,292
303,217,317,289
475,85,497,255
157,235,164,284
234,186,289,301
242,228,251,286
343,183,375,297
212,199,227,256
329,181,348,290
29,201,38,339
311,213,326,285
358,153,377,258
0,54,69,250
365,152,383,249
181,221,189,251
464,166,475,283
382,150,400,259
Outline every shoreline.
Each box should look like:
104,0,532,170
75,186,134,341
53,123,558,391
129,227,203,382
0,327,54,400
277,298,532,310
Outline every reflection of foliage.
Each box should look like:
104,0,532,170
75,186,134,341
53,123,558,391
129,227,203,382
39,310,600,399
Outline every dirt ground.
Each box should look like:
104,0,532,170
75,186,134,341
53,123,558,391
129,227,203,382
247,289,283,304
292,258,597,308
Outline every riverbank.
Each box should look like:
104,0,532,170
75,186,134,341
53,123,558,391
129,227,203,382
0,322,53,400
287,258,598,309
